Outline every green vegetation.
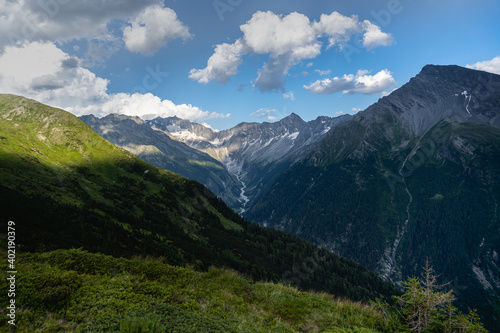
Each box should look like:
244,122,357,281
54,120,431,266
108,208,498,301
248,117,500,330
0,95,488,332
0,94,401,331
0,245,487,332
378,262,487,332
0,246,402,332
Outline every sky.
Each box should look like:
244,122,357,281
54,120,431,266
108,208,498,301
0,0,499,130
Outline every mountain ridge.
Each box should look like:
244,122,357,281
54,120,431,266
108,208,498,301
0,93,397,304
247,65,500,330
148,112,352,212
80,113,242,208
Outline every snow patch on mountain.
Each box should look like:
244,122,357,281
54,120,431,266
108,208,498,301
169,129,207,142
462,90,472,117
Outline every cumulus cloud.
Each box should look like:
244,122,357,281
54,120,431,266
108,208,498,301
466,56,500,75
0,42,109,114
361,21,394,50
304,69,396,95
0,1,189,56
0,0,159,49
189,39,248,84
312,11,362,48
190,10,392,92
240,11,320,58
101,93,229,121
123,4,191,55
0,42,227,122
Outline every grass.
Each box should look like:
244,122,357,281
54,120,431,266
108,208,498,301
0,246,401,333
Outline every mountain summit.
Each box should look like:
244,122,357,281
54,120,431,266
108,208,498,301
80,113,242,208
248,65,500,328
146,112,351,212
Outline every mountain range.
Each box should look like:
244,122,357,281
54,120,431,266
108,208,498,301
79,113,242,209
0,93,395,301
79,64,500,329
247,65,500,328
2,64,499,330
82,111,351,213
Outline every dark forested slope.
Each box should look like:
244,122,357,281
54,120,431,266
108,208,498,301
248,65,500,329
0,94,396,304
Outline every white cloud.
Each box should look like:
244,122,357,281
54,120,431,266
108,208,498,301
123,4,191,55
314,69,331,76
190,10,392,92
313,12,362,48
240,11,319,58
466,56,500,75
362,20,394,50
267,116,279,121
0,42,109,114
243,11,321,92
189,39,248,84
0,1,190,57
352,107,362,112
304,69,396,95
250,108,276,118
312,11,393,50
101,93,229,121
0,42,228,122
283,91,295,100
0,0,160,50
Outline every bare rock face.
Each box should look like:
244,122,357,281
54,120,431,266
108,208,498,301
147,113,351,212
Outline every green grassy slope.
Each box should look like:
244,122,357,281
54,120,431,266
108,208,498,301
0,246,403,332
0,95,397,310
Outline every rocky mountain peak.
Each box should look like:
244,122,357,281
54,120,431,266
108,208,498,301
371,64,500,135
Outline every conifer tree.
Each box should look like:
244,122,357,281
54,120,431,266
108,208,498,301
393,260,487,332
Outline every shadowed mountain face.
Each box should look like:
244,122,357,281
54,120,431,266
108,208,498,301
80,114,242,209
247,65,500,329
0,94,398,306
147,113,351,213
80,112,350,213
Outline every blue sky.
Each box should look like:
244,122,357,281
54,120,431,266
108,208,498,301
0,0,498,129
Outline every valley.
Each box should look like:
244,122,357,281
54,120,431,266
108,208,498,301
0,94,399,332
79,65,500,330
1,63,499,332
0,0,498,330
74,64,500,330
